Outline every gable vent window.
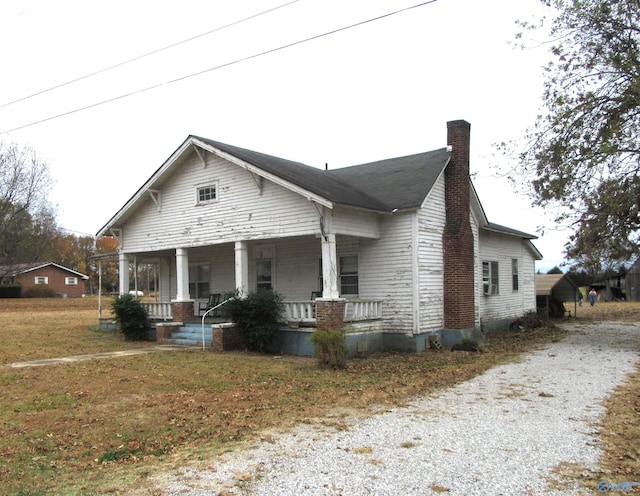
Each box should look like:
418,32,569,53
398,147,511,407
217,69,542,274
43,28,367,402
196,183,217,205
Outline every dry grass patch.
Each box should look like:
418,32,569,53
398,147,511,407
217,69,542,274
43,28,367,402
8,297,640,495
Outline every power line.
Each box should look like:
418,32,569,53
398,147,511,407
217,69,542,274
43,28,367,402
0,0,301,109
1,0,440,135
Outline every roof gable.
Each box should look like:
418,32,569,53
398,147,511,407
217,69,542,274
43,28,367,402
0,262,89,279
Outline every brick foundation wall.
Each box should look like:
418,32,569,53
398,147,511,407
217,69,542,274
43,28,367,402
171,301,194,322
212,325,244,352
316,299,345,330
443,120,475,329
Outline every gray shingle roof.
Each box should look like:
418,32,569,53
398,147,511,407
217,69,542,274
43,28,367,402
484,222,538,240
328,148,450,211
194,136,450,213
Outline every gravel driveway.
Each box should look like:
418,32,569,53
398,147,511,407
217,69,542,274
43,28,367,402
155,321,640,495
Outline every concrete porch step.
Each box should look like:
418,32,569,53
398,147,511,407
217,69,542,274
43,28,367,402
163,323,213,347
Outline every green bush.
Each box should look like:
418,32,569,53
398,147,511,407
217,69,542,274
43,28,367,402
111,293,151,341
0,285,22,298
223,290,284,353
310,327,348,368
22,286,56,298
451,338,479,352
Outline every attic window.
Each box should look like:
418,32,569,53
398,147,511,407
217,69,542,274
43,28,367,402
196,183,217,205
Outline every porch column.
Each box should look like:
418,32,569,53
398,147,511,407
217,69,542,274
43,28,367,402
172,248,194,322
118,252,129,295
235,240,249,297
175,248,190,301
321,233,340,299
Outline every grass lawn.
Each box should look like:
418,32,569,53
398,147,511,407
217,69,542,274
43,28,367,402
0,297,637,495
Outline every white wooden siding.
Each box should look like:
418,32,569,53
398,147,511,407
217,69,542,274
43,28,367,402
477,230,537,321
358,213,414,334
471,214,480,325
331,207,380,239
121,153,322,253
416,175,446,332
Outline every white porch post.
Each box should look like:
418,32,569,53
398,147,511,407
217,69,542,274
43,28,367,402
321,233,340,299
175,247,190,301
118,252,129,296
235,240,249,297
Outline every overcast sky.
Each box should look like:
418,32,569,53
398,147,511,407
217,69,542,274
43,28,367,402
0,0,567,272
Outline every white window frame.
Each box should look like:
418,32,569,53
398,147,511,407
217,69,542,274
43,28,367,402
34,276,48,285
339,255,359,296
65,277,78,285
188,262,211,299
482,261,499,295
195,182,218,205
256,259,273,292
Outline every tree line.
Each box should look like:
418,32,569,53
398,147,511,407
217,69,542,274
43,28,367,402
0,141,118,294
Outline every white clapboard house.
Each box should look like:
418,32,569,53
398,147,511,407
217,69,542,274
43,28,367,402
97,120,541,353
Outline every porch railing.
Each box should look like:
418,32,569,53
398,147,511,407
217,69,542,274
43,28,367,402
344,299,382,322
142,299,382,323
141,302,173,320
284,301,316,324
283,299,382,325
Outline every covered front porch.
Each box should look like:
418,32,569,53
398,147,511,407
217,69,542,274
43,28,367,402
111,234,384,331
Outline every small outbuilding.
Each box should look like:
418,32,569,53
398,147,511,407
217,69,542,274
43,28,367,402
536,273,582,318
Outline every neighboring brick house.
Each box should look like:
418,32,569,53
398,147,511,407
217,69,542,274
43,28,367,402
1,262,88,297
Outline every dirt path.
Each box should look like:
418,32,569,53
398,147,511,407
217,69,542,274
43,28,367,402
5,344,189,368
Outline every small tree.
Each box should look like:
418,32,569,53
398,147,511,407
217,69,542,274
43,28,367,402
111,293,150,341
223,290,284,353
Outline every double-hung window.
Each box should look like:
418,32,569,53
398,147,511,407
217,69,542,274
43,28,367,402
65,277,78,285
482,261,499,295
189,263,210,299
34,276,48,285
511,259,519,291
339,255,359,296
256,259,273,291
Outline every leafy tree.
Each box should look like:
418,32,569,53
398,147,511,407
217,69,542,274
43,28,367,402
93,236,119,294
508,0,640,272
0,141,58,265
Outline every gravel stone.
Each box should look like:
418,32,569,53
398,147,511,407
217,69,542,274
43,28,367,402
155,322,640,495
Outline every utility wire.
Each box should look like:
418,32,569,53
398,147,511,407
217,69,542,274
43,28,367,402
1,0,439,135
0,0,301,109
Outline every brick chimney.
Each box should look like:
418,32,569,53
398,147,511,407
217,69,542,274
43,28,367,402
443,120,475,329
